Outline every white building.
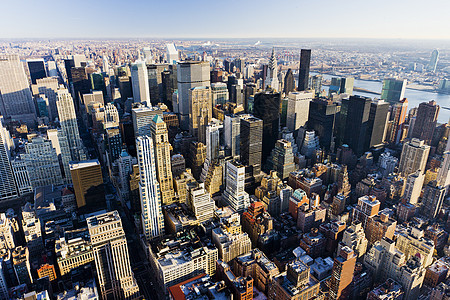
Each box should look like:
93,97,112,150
131,61,150,104
222,160,250,212
224,115,240,157
403,171,424,205
286,91,313,133
166,43,178,65
187,182,215,223
398,138,430,177
205,119,223,164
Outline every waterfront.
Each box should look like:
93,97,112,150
313,72,450,123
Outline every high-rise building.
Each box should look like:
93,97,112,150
240,115,263,171
224,115,240,157
177,61,210,130
150,115,174,205
22,203,44,259
70,160,103,208
298,49,311,91
265,49,279,91
381,78,407,104
403,171,424,205
398,138,430,176
411,101,440,145
395,226,435,268
222,160,250,212
329,77,354,95
388,98,408,144
0,54,36,124
189,86,212,144
254,89,281,161
352,195,380,230
286,91,313,134
309,74,324,95
166,43,178,64
87,211,140,300
339,95,372,155
105,127,122,164
428,50,439,72
308,98,340,151
205,118,223,163
57,88,85,161
267,139,295,180
0,120,17,201
27,58,47,84
284,69,295,94
329,246,356,300
32,77,59,121
131,104,163,138
130,61,150,104
136,136,164,239
104,103,120,129
211,82,229,106
421,181,446,219
339,222,368,258
186,181,215,222
366,99,389,149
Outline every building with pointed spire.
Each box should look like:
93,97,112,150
265,49,279,91
150,115,174,205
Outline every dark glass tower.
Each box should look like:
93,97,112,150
27,59,47,84
298,49,311,91
411,100,440,145
253,89,281,163
308,98,340,151
240,116,263,174
365,99,389,149
284,69,295,94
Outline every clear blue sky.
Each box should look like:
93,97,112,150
2,0,450,39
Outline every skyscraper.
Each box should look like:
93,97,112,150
56,88,85,161
70,160,103,208
411,100,440,145
307,98,340,151
166,43,178,64
298,49,311,91
150,115,174,205
339,95,372,156
366,99,389,149
0,119,17,201
388,98,408,144
286,91,314,134
398,138,430,176
177,61,210,130
224,115,240,157
87,211,140,300
136,136,164,239
254,89,281,162
189,86,212,144
0,54,36,124
427,49,439,72
132,104,163,138
222,160,250,212
283,69,295,94
265,49,279,91
267,139,295,180
329,246,356,300
32,77,59,121
27,58,47,84
205,118,223,163
131,61,150,104
381,78,407,104
211,82,229,106
421,181,445,219
240,116,263,171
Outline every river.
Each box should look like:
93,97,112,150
311,72,450,124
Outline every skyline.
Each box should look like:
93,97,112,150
2,0,450,40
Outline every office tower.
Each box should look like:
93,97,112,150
300,130,319,158
131,104,163,138
307,98,340,150
27,58,47,84
205,119,223,163
212,213,252,262
177,61,210,130
428,49,439,72
298,49,311,91
284,69,295,94
21,136,63,188
403,171,424,204
104,103,119,129
286,91,313,134
46,60,57,77
381,78,407,104
422,181,445,219
224,115,240,157
222,160,250,212
268,259,320,300
265,49,279,91
150,115,174,205
22,203,44,259
162,65,177,109
136,136,164,239
254,89,281,162
398,138,430,176
130,61,150,103
56,88,85,161
395,226,435,268
70,160,103,208
12,246,33,285
366,99,389,149
240,115,263,171
340,222,368,258
0,54,36,124
189,86,212,143
105,127,122,163
147,63,168,105
71,66,91,110
437,149,450,192
57,129,73,182
268,139,295,180
166,43,178,64
389,98,408,144
339,95,372,155
0,213,15,250
32,77,59,121
329,246,356,300
188,142,207,180
378,151,398,176
87,211,140,300
411,101,440,145
352,195,380,229
365,211,397,245
211,82,229,106
186,181,215,222
0,122,17,201
55,232,94,276
229,84,244,106
0,258,8,299
329,77,354,95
